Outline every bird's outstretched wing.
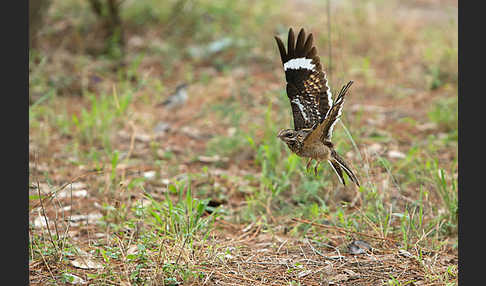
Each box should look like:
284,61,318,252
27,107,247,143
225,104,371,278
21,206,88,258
275,27,333,131
302,81,353,144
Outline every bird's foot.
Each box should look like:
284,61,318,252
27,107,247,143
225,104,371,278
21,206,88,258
314,161,320,176
306,159,313,172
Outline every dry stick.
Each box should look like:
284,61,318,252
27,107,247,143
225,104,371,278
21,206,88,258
36,178,60,256
202,270,215,285
52,196,62,244
32,238,57,282
305,238,342,261
291,218,398,243
29,229,35,262
51,196,66,264
30,169,102,210
154,238,168,285
354,206,388,241
115,235,132,284
299,245,308,260
276,239,288,254
60,183,75,262
175,213,192,266
220,272,272,286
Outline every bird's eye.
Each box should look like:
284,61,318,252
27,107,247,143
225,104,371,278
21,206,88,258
285,133,293,138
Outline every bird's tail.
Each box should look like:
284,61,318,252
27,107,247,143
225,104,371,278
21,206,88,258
329,150,360,187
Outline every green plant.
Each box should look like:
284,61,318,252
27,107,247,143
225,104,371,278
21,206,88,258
70,90,132,151
427,97,458,134
145,179,217,245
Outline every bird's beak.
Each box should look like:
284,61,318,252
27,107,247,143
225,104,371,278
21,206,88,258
277,130,284,138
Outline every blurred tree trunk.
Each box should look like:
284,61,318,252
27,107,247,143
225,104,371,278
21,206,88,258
88,0,125,58
29,0,52,49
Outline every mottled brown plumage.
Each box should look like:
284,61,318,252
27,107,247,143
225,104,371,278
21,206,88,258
275,28,360,187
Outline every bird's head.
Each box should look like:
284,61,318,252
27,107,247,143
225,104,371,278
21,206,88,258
277,129,301,150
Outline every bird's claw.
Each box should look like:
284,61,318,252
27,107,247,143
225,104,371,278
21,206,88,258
306,159,313,173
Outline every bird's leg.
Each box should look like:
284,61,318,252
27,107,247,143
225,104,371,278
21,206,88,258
306,158,313,172
314,160,320,176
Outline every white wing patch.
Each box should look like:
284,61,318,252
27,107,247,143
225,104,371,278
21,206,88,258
326,102,344,139
291,98,309,121
328,160,344,184
284,58,315,71
333,154,353,176
323,72,333,118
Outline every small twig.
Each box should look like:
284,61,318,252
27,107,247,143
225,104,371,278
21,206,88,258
32,238,56,282
249,224,262,240
29,228,35,261
219,272,272,286
175,234,189,266
299,245,308,260
36,178,59,256
60,183,75,260
276,239,288,254
292,218,398,243
202,270,214,285
115,235,132,284
304,238,337,260
112,84,120,110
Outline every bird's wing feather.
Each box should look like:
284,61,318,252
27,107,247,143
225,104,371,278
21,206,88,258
328,160,345,185
275,28,333,130
331,150,360,187
302,81,353,144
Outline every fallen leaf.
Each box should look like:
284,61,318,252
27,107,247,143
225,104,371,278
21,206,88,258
298,270,312,278
387,150,406,159
70,258,103,269
143,171,156,179
63,273,85,284
197,155,229,163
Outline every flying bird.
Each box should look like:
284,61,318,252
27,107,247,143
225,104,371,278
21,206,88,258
275,27,360,187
